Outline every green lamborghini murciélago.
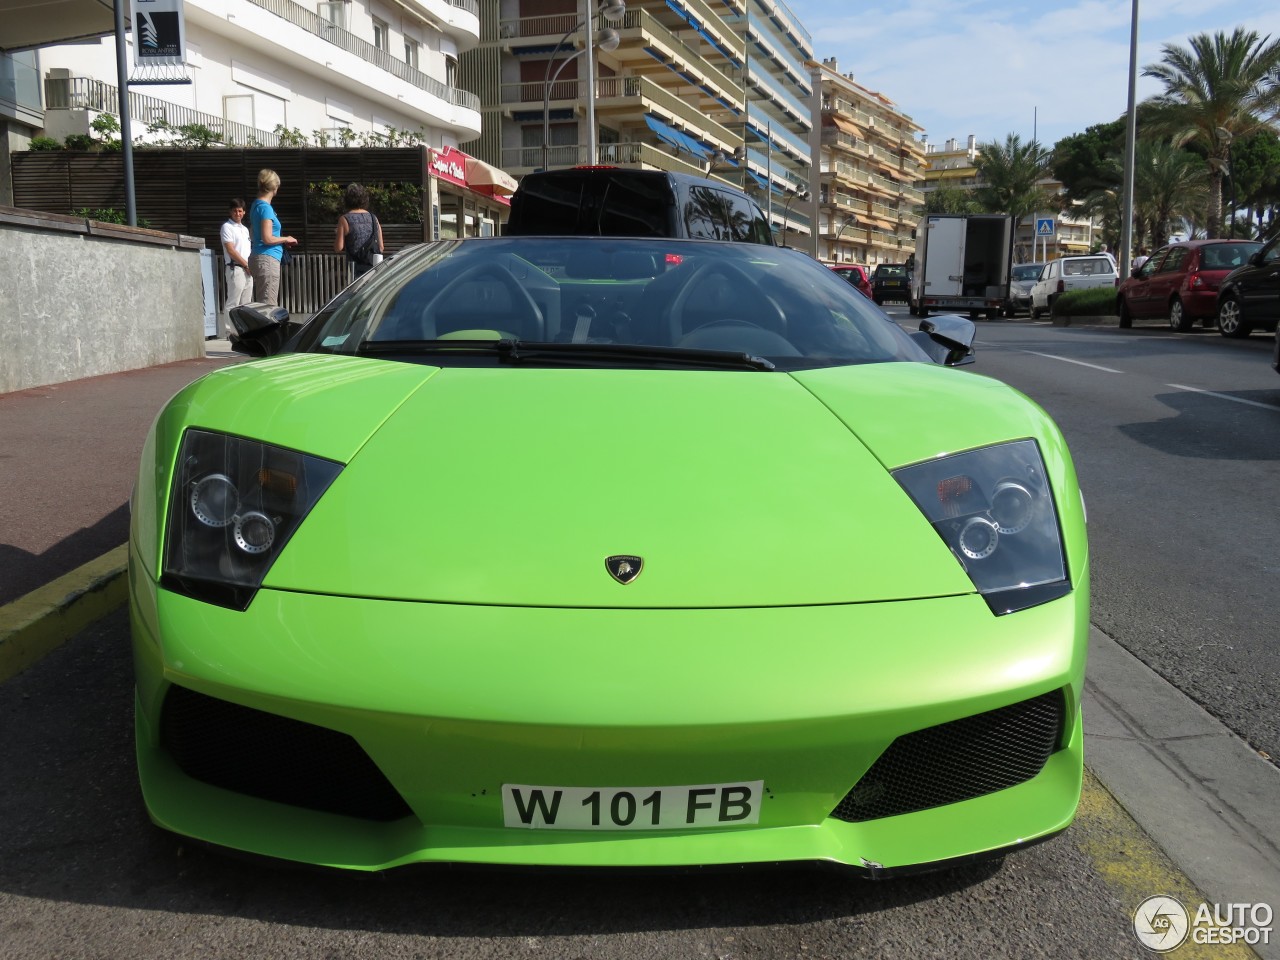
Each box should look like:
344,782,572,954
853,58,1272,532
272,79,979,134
128,236,1088,875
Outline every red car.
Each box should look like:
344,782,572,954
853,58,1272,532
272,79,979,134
1117,239,1261,331
828,263,873,299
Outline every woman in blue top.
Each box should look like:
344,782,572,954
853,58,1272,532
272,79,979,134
248,168,297,307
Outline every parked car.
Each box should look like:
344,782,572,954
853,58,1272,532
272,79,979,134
506,167,774,244
871,263,911,304
1215,234,1280,338
1116,239,1260,331
1029,255,1119,319
828,263,873,298
135,235,1088,876
1005,262,1045,317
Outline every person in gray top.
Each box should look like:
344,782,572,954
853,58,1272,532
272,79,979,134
334,182,385,278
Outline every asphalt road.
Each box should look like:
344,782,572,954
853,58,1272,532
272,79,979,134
903,309,1280,766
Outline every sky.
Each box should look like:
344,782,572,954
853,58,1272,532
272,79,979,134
783,0,1280,150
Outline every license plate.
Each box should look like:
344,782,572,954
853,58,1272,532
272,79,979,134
502,781,763,830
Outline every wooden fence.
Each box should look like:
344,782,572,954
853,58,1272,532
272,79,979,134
11,147,429,258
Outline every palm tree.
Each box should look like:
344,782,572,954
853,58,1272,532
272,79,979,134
972,133,1056,224
1132,140,1210,248
1141,27,1280,237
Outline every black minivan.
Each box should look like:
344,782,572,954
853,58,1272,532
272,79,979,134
505,168,774,245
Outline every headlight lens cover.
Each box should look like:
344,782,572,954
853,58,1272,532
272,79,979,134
162,430,343,609
893,440,1069,615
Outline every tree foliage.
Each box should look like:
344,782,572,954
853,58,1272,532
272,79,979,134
924,184,979,215
972,133,1055,223
1141,27,1280,236
1052,119,1126,202
1228,129,1280,238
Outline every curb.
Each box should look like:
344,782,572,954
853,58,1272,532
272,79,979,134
0,544,128,683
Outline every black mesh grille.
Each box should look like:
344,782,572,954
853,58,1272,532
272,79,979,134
832,690,1065,823
160,685,413,822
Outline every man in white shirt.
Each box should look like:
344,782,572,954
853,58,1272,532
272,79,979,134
220,198,253,337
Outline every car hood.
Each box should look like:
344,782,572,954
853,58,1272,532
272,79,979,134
149,356,1070,608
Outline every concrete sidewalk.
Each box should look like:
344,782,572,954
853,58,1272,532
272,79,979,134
0,340,242,677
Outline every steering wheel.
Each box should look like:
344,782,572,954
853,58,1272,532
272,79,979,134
664,260,787,343
420,262,543,339
676,319,801,356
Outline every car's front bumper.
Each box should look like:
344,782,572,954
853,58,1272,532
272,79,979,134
130,560,1087,873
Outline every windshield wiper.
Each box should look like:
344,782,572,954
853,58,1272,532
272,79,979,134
359,339,775,371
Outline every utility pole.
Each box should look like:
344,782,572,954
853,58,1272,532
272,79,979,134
1119,0,1140,271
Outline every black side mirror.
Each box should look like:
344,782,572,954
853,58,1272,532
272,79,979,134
228,303,299,357
910,314,976,366
1250,251,1266,267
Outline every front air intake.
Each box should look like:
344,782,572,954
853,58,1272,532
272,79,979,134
832,690,1065,823
160,684,413,822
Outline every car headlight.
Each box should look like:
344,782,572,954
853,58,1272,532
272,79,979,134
893,440,1070,615
162,429,343,610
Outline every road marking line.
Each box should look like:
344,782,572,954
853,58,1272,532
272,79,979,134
1021,351,1123,373
1167,383,1280,412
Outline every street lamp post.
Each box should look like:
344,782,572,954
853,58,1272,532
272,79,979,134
836,214,858,261
541,1,625,171
780,188,808,246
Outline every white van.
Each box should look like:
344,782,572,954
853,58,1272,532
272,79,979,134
1029,255,1119,318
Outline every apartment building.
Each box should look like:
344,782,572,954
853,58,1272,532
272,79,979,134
462,0,815,241
920,135,1097,262
2,1,520,233
814,58,924,268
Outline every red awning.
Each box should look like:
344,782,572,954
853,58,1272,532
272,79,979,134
465,156,518,203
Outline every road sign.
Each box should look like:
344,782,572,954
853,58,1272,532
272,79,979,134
1036,218,1056,237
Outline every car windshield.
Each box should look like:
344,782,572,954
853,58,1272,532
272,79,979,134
1199,242,1260,269
875,265,907,278
1012,264,1043,281
1061,257,1114,276
294,238,930,371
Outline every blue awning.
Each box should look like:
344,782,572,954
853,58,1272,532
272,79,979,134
645,114,687,154
644,114,713,161
747,170,785,196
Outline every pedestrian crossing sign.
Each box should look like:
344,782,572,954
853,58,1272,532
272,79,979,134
1036,218,1056,237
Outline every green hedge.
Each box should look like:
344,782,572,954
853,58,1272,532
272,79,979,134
1052,286,1118,316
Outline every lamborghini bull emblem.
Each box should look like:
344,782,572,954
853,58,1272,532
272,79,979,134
606,555,643,584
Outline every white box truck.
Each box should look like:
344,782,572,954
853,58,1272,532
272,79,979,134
911,214,1015,319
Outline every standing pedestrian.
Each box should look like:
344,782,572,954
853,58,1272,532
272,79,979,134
248,169,297,307
220,198,253,336
1131,247,1150,270
334,182,384,278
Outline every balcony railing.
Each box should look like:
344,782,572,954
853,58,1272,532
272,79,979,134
503,140,712,179
624,9,740,107
45,76,282,147
501,75,739,155
247,0,479,111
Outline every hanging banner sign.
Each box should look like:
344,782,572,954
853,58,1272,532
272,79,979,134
131,0,188,67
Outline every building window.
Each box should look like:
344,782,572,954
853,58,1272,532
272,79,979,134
445,55,458,88
404,38,420,69
372,17,389,52
317,1,346,28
